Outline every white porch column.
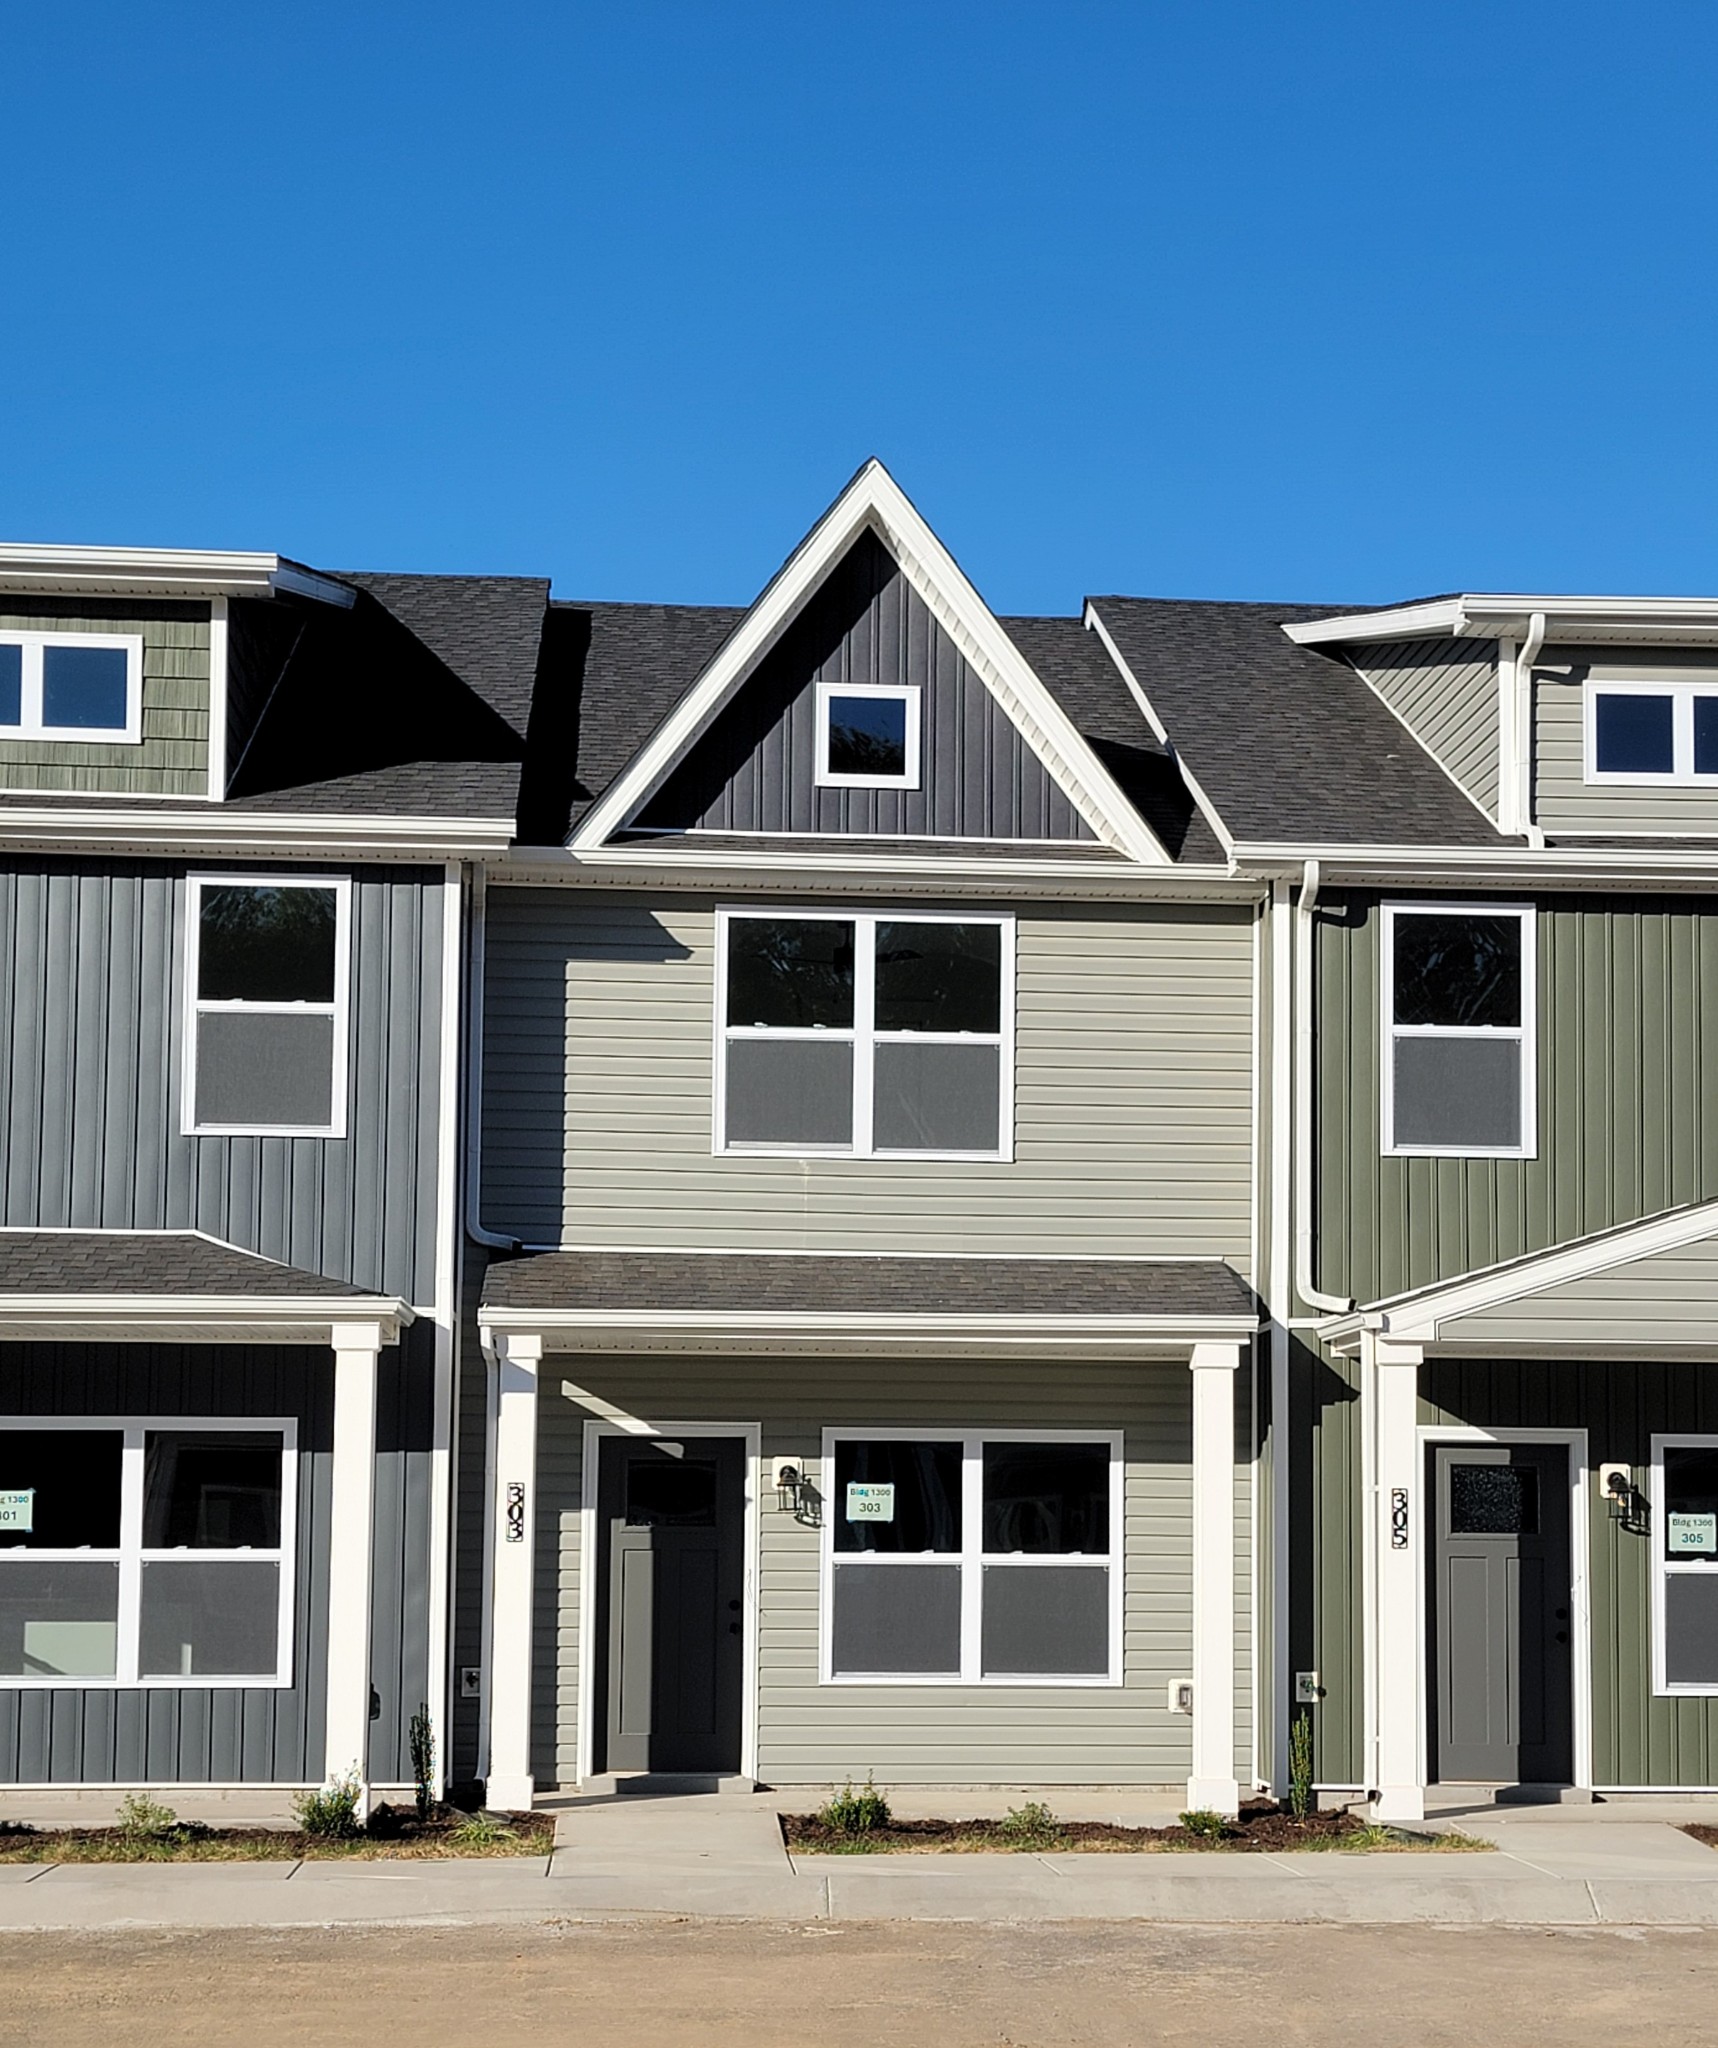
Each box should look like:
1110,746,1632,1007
485,1329,542,1811
325,1320,386,1810
1369,1333,1425,1824
1188,1341,1242,1816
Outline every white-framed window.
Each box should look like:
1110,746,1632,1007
0,1417,297,1688
1585,679,1718,785
0,631,143,744
1652,1435,1718,1696
1381,901,1536,1159
714,908,1014,1160
183,874,351,1138
818,1430,1123,1686
813,680,921,789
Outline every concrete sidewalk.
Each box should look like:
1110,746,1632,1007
2,1792,1718,1930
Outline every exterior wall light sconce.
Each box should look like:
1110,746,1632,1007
1601,1462,1650,1535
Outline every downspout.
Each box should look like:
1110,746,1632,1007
1517,611,1547,850
1294,861,1351,1315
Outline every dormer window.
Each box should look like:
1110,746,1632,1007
1586,680,1718,783
814,681,920,789
0,631,143,742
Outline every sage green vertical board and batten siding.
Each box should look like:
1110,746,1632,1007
530,1354,1253,1789
0,605,210,796
1421,1360,1718,1788
1348,638,1500,819
1316,893,1718,1305
480,891,1256,1261
1535,649,1718,834
0,861,446,1301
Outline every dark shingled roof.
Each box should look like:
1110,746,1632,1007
0,1230,381,1297
1088,597,1512,849
339,572,551,738
609,831,1130,863
482,1250,1258,1320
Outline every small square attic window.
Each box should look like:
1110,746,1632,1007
814,682,920,789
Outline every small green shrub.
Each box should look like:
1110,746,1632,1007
116,1792,179,1841
409,1705,436,1822
1288,1708,1314,1822
1342,1821,1395,1851
996,1800,1062,1848
292,1772,363,1840
1178,1807,1231,1842
450,1812,518,1849
818,1775,891,1835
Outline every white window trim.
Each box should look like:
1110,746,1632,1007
813,680,922,790
713,906,1015,1163
0,1415,297,1690
817,1427,1124,1688
1651,1433,1718,1697
0,631,144,744
183,873,352,1139
1380,900,1537,1161
1584,678,1718,786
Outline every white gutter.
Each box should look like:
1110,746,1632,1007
0,543,354,606
0,809,516,860
1286,593,1718,648
1294,862,1351,1314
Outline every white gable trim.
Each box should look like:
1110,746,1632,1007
1319,1197,1718,1352
571,461,1171,865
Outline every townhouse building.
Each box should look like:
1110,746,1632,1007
3,463,1716,1822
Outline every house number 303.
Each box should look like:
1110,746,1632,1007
1390,1488,1410,1550
505,1481,526,1543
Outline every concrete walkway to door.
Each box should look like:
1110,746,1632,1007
4,1789,1718,1929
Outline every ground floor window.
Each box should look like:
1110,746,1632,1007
1654,1436,1718,1694
0,1418,296,1687
819,1430,1122,1685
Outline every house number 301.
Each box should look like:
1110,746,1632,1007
1390,1488,1410,1550
505,1481,526,1543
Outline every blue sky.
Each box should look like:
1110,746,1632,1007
3,2,1716,611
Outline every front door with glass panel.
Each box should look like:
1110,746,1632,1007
1428,1443,1573,1784
595,1437,746,1775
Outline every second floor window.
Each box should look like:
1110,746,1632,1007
0,631,143,742
715,909,1013,1159
184,876,350,1138
1381,903,1535,1159
1587,679,1718,783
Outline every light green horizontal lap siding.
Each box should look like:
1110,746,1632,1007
1536,650,1718,834
532,1353,1254,1790
1421,1359,1718,1788
1317,893,1718,1306
1446,1236,1718,1347
484,891,1256,1261
1351,638,1500,818
0,610,210,797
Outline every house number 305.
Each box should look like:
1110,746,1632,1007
1390,1488,1410,1550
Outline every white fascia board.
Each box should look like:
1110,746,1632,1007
0,1294,411,1336
1286,595,1718,649
497,843,1245,902
572,460,1172,866
1230,842,1718,887
479,1309,1258,1353
1082,601,1236,857
0,809,515,859
0,544,353,606
1319,1197,1718,1351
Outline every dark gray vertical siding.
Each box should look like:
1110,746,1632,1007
638,530,1095,841
0,1342,333,1785
367,1317,438,1783
0,860,444,1302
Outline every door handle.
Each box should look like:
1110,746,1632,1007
1554,1607,1570,1622
728,1622,742,1636
1554,1631,1569,1644
728,1600,741,1612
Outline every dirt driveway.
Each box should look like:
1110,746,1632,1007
2,1919,1715,2046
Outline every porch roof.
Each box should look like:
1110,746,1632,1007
1318,1198,1718,1360
479,1249,1259,1356
0,1229,411,1345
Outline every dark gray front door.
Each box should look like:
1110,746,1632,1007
1429,1443,1574,1785
596,1436,746,1776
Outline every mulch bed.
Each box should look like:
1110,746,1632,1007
0,1802,553,1863
782,1799,1389,1855
1683,1825,1718,1851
